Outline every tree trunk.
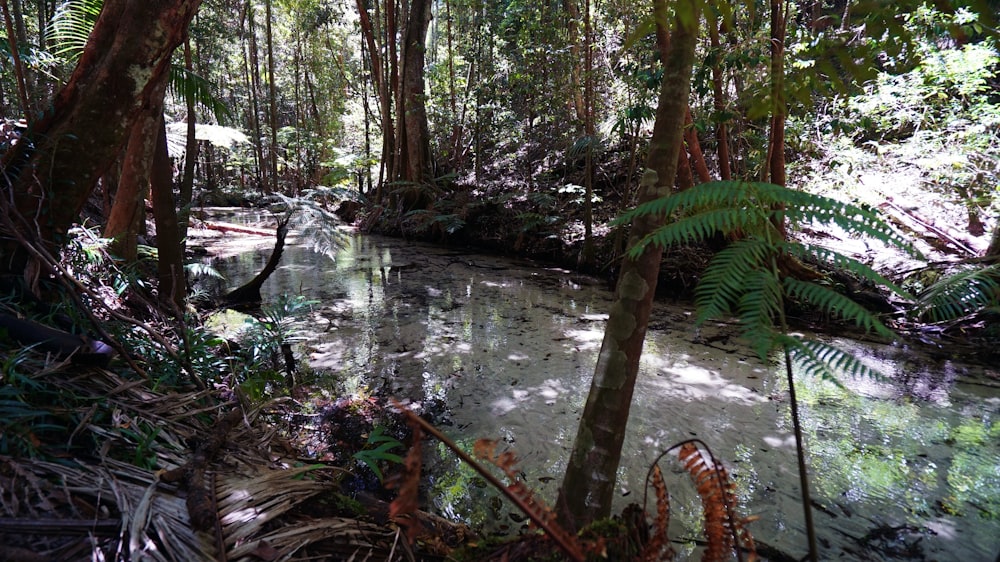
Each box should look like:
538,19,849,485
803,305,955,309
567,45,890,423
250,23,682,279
399,0,433,184
179,36,199,245
708,10,732,180
767,0,788,235
0,0,202,280
556,0,700,531
265,0,280,193
105,110,159,262
150,115,187,311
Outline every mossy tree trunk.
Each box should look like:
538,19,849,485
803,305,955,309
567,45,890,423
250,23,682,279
556,0,700,531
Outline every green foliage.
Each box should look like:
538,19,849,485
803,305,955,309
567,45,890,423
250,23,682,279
0,352,61,457
45,0,102,62
352,425,404,481
236,295,316,398
620,179,916,378
912,265,1000,322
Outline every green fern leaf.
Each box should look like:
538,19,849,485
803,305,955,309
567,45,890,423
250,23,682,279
914,265,1000,322
779,335,886,387
694,239,771,324
783,277,895,338
737,270,783,359
779,242,913,300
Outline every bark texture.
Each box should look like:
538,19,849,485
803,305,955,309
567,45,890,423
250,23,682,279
0,0,202,277
556,0,700,531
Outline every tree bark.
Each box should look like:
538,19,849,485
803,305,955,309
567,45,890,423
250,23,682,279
0,0,202,279
104,110,159,262
556,0,700,531
707,10,732,180
179,36,199,244
399,0,433,185
150,115,187,311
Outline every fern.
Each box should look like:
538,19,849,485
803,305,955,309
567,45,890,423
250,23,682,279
913,265,1000,322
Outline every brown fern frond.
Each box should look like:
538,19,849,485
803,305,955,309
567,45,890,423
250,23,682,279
395,409,585,561
387,410,424,543
639,463,673,561
473,438,585,559
675,441,757,562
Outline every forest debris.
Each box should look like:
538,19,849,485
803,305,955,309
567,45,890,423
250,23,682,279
161,408,243,532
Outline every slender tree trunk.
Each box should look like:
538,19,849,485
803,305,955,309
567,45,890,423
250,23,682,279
243,1,266,192
265,0,280,193
767,0,788,235
580,0,595,266
179,36,199,245
557,0,700,531
0,0,202,279
150,114,186,311
1,0,31,123
708,9,732,180
563,0,586,128
684,107,711,184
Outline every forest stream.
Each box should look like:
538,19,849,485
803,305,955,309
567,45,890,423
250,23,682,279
197,209,1000,561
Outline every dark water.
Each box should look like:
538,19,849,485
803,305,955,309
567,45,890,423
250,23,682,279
199,210,1000,561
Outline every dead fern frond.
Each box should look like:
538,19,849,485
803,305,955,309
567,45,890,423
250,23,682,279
393,406,585,561
639,463,673,561
644,439,757,562
387,413,424,544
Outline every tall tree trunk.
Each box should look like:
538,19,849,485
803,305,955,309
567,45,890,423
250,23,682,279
767,0,788,235
1,0,31,123
580,0,595,266
399,0,433,184
0,0,202,279
150,114,186,311
708,9,732,180
556,0,699,531
562,0,586,128
243,0,266,193
179,35,199,246
265,0,280,193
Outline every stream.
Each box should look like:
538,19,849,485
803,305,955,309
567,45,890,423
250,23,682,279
198,209,1000,561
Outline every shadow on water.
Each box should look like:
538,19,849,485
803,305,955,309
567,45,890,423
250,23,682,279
199,211,1000,561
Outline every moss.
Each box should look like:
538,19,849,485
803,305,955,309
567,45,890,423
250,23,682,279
329,493,366,517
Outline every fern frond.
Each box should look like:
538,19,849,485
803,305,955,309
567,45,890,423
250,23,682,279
780,241,914,300
639,464,671,561
45,0,102,61
629,207,772,257
169,66,231,124
776,190,918,257
783,277,895,338
779,335,886,386
695,239,771,324
913,265,1000,322
737,270,783,359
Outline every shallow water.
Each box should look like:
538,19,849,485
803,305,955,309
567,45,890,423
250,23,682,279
200,210,1000,561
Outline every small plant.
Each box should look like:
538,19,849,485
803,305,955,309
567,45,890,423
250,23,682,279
352,425,404,481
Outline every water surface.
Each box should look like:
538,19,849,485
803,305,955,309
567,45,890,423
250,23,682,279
200,211,1000,560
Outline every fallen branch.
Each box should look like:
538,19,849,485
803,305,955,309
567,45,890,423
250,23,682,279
202,221,276,237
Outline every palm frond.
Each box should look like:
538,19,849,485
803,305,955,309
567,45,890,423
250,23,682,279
168,66,231,124
45,0,102,61
913,265,1000,322
783,277,895,338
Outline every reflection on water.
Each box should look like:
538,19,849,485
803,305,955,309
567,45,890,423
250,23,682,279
201,212,1000,561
